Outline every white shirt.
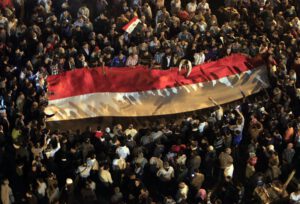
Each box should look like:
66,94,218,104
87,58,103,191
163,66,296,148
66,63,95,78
224,164,234,178
116,146,130,159
77,165,91,178
166,56,171,67
194,52,205,65
229,110,245,132
199,22,207,32
186,2,197,13
45,141,61,159
290,192,300,202
232,117,245,132
112,158,126,170
150,157,163,169
171,0,181,9
83,48,90,56
199,122,208,133
87,158,96,168
38,0,47,4
99,169,113,184
197,2,209,11
37,182,47,197
151,131,163,141
125,128,137,137
216,108,224,121
16,0,24,4
157,166,174,181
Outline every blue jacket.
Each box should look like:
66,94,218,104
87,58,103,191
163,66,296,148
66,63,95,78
111,56,127,67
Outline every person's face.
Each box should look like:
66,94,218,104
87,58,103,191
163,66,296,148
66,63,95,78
32,32,37,40
226,48,231,54
4,180,9,185
63,11,68,17
146,32,151,37
226,148,231,155
288,143,293,149
32,165,37,172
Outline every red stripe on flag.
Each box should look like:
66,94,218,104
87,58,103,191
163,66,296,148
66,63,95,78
122,16,139,31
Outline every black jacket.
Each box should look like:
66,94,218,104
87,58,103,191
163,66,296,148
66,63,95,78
161,55,174,70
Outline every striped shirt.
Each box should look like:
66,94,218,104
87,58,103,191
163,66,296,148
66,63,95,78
126,54,139,66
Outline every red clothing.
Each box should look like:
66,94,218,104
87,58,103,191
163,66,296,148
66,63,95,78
171,145,180,153
0,0,13,8
95,131,104,139
178,10,190,21
171,144,186,153
248,156,257,166
284,127,295,142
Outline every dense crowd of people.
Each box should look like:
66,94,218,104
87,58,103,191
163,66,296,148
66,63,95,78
0,0,300,203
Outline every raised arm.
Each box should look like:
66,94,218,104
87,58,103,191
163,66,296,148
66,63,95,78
235,108,245,124
209,97,222,109
239,88,246,103
186,60,192,77
51,136,61,156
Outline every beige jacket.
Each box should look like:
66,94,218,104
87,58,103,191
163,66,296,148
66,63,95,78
219,152,233,169
1,184,12,204
99,169,113,184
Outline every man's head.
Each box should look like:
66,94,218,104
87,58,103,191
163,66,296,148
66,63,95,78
163,161,170,169
114,186,120,193
118,52,124,59
287,143,294,149
134,179,141,186
165,47,172,55
225,148,231,155
3,178,9,185
207,145,214,152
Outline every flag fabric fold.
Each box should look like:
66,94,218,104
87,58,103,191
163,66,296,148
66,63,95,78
45,54,269,121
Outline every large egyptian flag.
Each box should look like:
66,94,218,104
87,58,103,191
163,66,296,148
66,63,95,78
45,54,269,121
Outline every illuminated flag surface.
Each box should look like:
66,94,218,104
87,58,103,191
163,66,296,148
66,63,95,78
45,54,269,121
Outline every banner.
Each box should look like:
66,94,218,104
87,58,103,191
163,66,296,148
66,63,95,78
45,54,269,121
